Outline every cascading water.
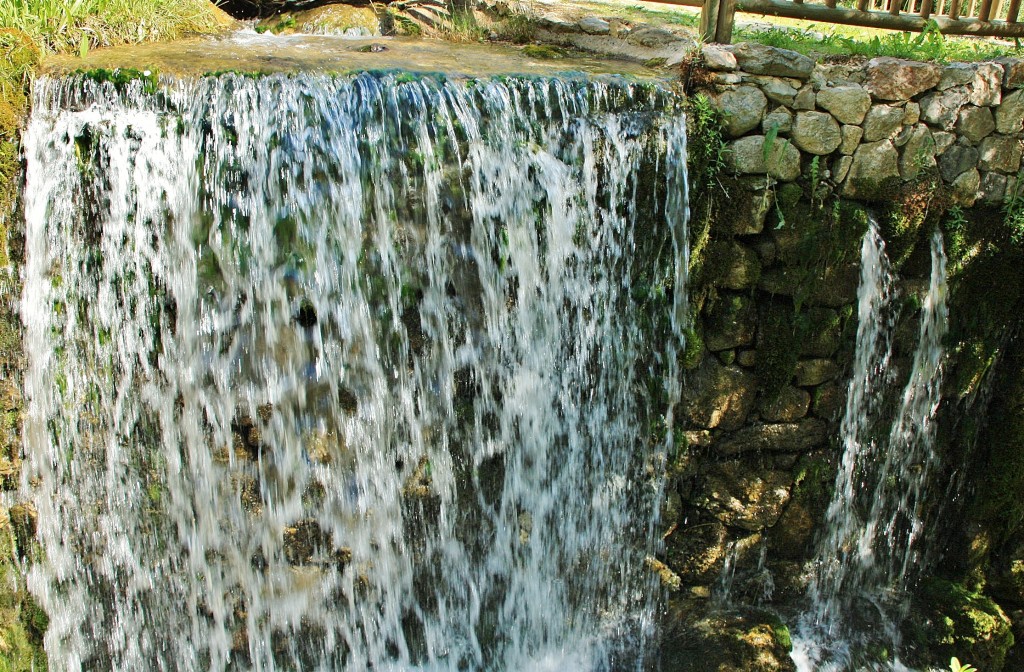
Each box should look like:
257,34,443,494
20,71,689,671
792,222,949,671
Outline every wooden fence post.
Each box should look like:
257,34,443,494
716,0,738,42
700,0,722,41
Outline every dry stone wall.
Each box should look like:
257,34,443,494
708,44,1023,206
659,44,1024,671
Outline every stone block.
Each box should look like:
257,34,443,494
762,107,794,135
866,57,941,101
843,140,900,196
899,124,936,180
683,357,757,431
705,294,757,352
920,87,969,130
726,135,802,182
840,124,864,155
995,89,1024,135
727,42,815,79
759,386,811,422
939,143,980,182
816,86,872,124
716,86,768,137
863,104,906,142
794,359,839,386
979,135,1023,174
702,44,738,71
957,106,996,144
791,111,842,155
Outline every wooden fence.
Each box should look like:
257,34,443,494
643,0,1024,42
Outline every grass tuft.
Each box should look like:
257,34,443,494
0,0,227,56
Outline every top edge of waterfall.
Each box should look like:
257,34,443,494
39,30,669,82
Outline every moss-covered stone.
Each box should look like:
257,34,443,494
661,602,796,672
908,578,1015,671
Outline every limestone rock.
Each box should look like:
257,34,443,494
763,107,794,135
843,140,900,196
578,16,610,34
980,171,1008,205
717,86,768,137
866,57,941,101
683,358,757,431
722,242,761,290
791,111,842,155
793,85,816,110
933,131,956,155
794,359,839,386
862,104,905,142
951,169,981,207
920,87,969,130
995,89,1024,135
626,24,683,49
997,57,1024,89
938,62,1004,106
904,101,921,125
267,5,380,36
714,419,828,456
664,517,728,583
727,43,815,79
899,124,936,180
803,307,843,358
816,86,872,125
811,382,843,420
939,143,980,182
726,135,802,182
729,177,776,235
834,155,853,182
979,135,1023,174
705,294,757,352
839,124,863,155
702,461,793,530
702,43,737,71
759,386,811,422
661,608,798,672
957,106,996,144
751,76,798,106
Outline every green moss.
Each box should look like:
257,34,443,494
910,578,1014,671
755,302,806,401
521,44,568,59
75,67,160,94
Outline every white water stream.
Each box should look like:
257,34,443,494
792,223,949,671
21,72,689,671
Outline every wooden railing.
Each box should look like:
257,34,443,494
644,0,1024,42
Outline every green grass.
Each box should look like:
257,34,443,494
565,0,1021,62
737,20,1021,62
0,0,226,55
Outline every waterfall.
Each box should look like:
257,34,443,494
792,222,949,671
20,71,689,671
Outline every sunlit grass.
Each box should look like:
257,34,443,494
0,0,226,55
560,0,1022,61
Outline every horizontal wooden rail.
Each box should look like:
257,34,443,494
643,0,1024,37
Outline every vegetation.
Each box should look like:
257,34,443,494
739,20,1021,63
0,0,226,55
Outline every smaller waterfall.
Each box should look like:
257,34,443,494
792,223,949,671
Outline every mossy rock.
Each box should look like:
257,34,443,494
257,6,380,36
908,578,1015,671
661,602,796,672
